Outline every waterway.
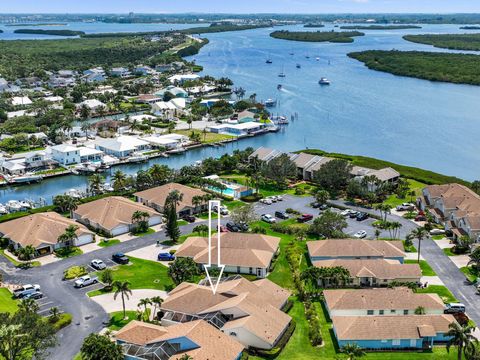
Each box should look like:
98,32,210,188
1,23,480,204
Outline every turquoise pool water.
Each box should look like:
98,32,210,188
208,186,236,197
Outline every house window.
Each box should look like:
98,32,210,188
390,310,396,314
404,310,409,315
367,310,374,315
381,339,388,343
379,310,384,315
392,339,401,346
237,266,240,273
249,267,253,274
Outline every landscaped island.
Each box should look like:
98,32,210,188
13,29,85,36
403,33,480,51
460,26,480,30
340,24,421,30
303,23,325,28
348,50,480,86
270,30,364,43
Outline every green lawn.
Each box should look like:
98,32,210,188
402,240,417,253
175,129,234,144
0,249,41,267
87,256,174,297
108,311,137,331
405,260,436,276
382,179,425,207
223,200,245,210
0,288,18,313
98,239,121,248
177,219,189,226
417,285,458,303
460,266,479,283
54,246,83,258
131,228,155,237
222,174,286,197
442,248,456,257
432,235,446,241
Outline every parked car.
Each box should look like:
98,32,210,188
17,288,40,299
275,211,289,220
220,225,229,232
13,284,41,299
444,303,466,314
24,291,43,300
90,259,106,270
341,209,354,216
260,198,272,205
74,275,98,288
353,230,367,239
297,214,314,223
236,222,249,232
275,195,283,201
213,205,229,215
112,253,129,264
430,229,446,236
415,215,427,222
267,196,277,203
349,211,359,219
158,252,175,261
181,215,196,223
226,222,240,232
311,202,321,209
319,204,329,211
396,203,415,211
261,214,276,223
356,212,369,221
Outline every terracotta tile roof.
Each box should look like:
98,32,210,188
161,278,291,347
0,212,93,249
134,183,207,212
176,232,280,269
323,287,445,311
313,259,421,280
73,196,160,231
307,239,405,259
333,315,455,340
115,320,244,359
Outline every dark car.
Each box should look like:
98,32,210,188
24,291,43,300
356,212,369,221
236,222,249,232
349,211,359,218
158,253,175,261
112,253,129,264
310,202,321,209
415,215,427,222
226,222,240,232
297,214,314,223
220,225,229,233
181,215,196,223
275,211,289,220
319,204,329,211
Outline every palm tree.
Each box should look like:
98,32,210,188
446,322,478,360
80,122,92,140
18,298,39,314
409,227,429,263
149,164,170,185
113,281,132,320
88,174,105,195
112,170,127,192
131,211,150,233
192,195,203,213
150,296,163,320
467,247,480,272
137,298,152,320
57,225,79,250
49,307,60,322
342,343,366,360
18,245,35,261
165,190,184,214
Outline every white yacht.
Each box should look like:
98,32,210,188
319,77,331,85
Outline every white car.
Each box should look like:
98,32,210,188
275,195,283,201
260,198,272,205
91,259,106,270
74,275,98,288
353,230,367,239
396,203,415,211
261,214,276,223
341,209,354,216
430,228,446,235
267,196,277,203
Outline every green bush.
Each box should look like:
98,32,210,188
250,225,267,234
285,208,300,215
63,265,87,280
51,313,73,331
294,187,306,195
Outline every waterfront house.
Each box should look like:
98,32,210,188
312,258,421,287
115,320,244,360
133,65,153,76
11,96,32,107
135,94,163,104
161,277,291,350
50,144,81,165
323,287,445,317
175,232,280,278
208,122,265,136
332,314,455,350
134,183,207,216
142,134,188,150
249,147,284,163
155,64,174,73
151,100,178,116
0,212,94,256
168,74,200,84
1,150,51,176
307,239,406,263
72,196,161,237
94,136,150,159
110,67,131,78
77,99,106,113
78,147,104,163
156,85,189,99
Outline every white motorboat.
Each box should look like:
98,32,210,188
264,99,277,107
66,189,82,199
11,173,43,184
6,200,23,212
0,204,8,214
319,77,331,85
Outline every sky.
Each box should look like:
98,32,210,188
2,0,480,14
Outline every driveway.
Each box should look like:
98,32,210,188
126,243,180,264
91,289,167,313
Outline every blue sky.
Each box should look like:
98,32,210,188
2,0,480,14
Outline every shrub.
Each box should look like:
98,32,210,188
63,265,87,280
51,313,73,331
241,194,263,202
294,187,306,195
250,225,267,234
285,208,300,215
169,249,177,255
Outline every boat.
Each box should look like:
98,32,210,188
305,55,310,59
264,99,277,107
167,147,187,154
194,160,202,166
66,189,82,199
103,183,114,192
296,64,301,69
289,52,294,55
6,200,23,212
316,57,320,61
277,84,282,90
319,77,331,85
128,154,148,163
266,59,272,64
18,201,32,209
278,65,286,78
11,173,43,184
0,204,8,215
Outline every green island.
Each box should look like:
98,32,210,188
303,23,325,28
348,50,480,86
460,26,480,30
404,33,480,51
270,30,365,43
13,29,85,36
340,25,421,30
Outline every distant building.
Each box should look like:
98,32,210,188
50,144,80,165
11,96,32,106
110,67,131,78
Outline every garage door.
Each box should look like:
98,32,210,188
111,225,130,237
75,234,94,246
149,216,162,226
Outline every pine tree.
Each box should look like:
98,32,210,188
165,202,181,243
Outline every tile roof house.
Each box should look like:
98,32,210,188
0,212,94,256
312,258,421,287
175,232,281,278
134,183,207,216
333,314,456,350
323,287,445,317
115,319,244,360
160,277,291,350
307,239,406,263
72,196,162,236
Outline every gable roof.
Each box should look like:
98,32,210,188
115,320,244,360
323,287,445,311
333,315,455,340
134,183,207,211
176,232,280,268
73,196,160,231
307,239,405,259
0,212,93,249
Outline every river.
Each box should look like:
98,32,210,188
1,22,480,204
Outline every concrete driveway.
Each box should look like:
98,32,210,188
126,243,180,264
91,289,168,313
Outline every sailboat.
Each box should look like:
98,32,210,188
278,65,286,78
296,64,301,69
266,58,273,64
